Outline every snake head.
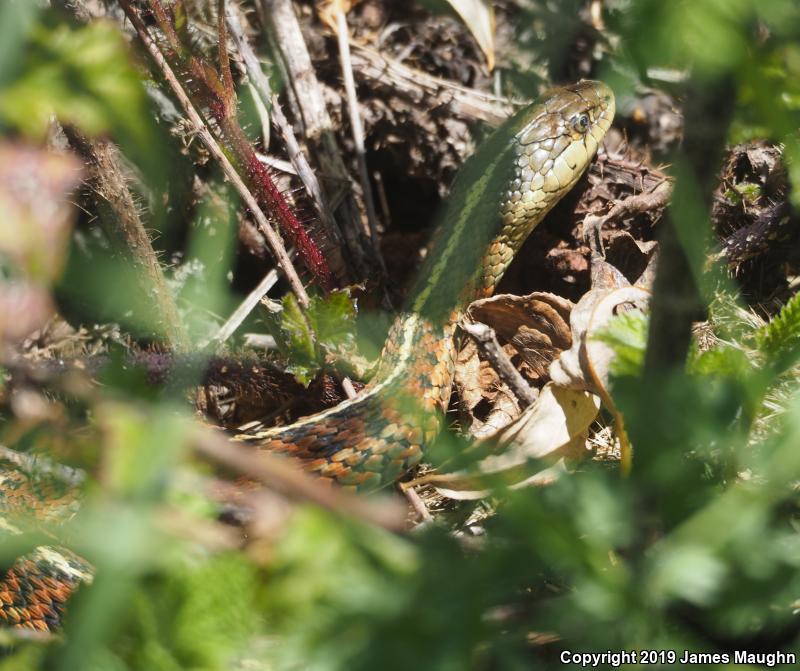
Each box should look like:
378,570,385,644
509,80,615,204
411,80,615,319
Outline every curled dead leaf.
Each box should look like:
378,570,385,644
456,292,573,437
427,383,600,500
549,285,650,401
468,293,573,380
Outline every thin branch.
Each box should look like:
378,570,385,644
581,179,672,255
601,179,673,224
461,321,538,407
402,485,433,523
334,8,386,276
118,0,310,308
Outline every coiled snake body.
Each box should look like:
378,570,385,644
0,81,614,631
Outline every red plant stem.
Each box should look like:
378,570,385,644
147,0,332,289
216,1,333,289
218,114,333,288
118,0,311,307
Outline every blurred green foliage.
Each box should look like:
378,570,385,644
0,0,800,669
0,4,165,190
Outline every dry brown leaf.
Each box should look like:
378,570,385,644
433,459,570,500
493,383,600,461
476,387,522,439
549,285,650,399
605,231,658,285
455,292,573,436
428,383,600,500
468,293,573,380
549,275,649,473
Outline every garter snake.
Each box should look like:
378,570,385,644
237,80,615,490
0,80,613,633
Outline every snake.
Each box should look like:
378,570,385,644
236,80,615,488
0,80,614,632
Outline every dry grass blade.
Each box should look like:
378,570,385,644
192,430,406,531
444,0,496,70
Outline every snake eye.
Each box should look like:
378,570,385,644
572,114,590,133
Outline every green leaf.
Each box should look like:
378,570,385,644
733,181,762,203
755,289,800,359
592,309,648,378
309,289,358,351
0,1,39,88
266,290,359,386
121,554,261,671
266,294,318,386
646,544,728,607
97,402,189,500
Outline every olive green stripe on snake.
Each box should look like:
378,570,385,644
0,80,614,634
235,80,615,491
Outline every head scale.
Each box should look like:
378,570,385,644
499,80,615,245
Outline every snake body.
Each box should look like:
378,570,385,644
238,80,615,490
0,81,613,632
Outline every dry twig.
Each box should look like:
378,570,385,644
333,8,386,275
461,321,538,407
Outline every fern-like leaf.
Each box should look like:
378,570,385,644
755,291,800,358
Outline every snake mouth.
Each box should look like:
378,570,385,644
583,80,615,143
